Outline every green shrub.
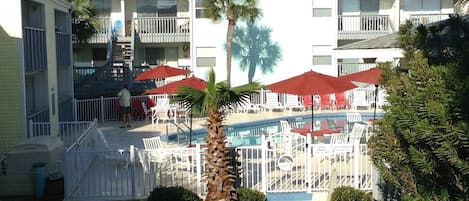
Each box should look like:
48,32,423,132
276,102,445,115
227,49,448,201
147,186,202,201
331,186,372,201
237,187,266,201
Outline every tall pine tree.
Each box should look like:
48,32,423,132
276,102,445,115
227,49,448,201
369,15,469,200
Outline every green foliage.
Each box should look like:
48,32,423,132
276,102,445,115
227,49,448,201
236,187,266,201
369,15,469,201
330,186,371,201
72,0,98,43
203,0,262,86
147,186,202,201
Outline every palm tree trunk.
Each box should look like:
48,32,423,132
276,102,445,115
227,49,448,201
205,111,237,201
226,19,235,87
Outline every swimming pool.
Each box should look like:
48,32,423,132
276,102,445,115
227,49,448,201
166,112,382,146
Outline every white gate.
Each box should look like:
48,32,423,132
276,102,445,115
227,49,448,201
264,132,309,192
236,133,373,193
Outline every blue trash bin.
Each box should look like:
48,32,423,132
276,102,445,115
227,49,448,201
32,162,47,199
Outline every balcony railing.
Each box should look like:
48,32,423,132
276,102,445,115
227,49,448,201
135,17,190,43
56,31,71,67
24,27,47,73
338,15,390,40
338,63,377,76
73,17,112,44
409,13,452,26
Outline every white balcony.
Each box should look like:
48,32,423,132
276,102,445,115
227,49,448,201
338,15,391,40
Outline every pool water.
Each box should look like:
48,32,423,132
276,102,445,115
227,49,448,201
167,112,381,146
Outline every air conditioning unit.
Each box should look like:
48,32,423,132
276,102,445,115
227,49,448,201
6,136,64,176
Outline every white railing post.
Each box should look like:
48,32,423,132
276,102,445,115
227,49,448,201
100,96,104,122
72,98,77,122
354,142,360,188
261,135,267,193
28,119,33,138
306,134,312,193
130,145,136,198
195,144,202,195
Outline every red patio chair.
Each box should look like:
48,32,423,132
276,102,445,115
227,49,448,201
302,95,312,106
132,100,145,121
335,92,349,110
320,94,333,110
146,98,157,108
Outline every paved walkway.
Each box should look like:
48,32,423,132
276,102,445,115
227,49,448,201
97,108,380,150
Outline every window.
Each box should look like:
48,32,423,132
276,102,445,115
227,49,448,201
91,0,111,16
196,47,216,67
313,8,332,17
312,45,332,65
144,47,178,65
196,0,208,18
313,0,332,17
313,56,332,65
403,0,440,11
137,0,177,17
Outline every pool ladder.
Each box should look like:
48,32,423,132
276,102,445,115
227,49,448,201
167,121,193,145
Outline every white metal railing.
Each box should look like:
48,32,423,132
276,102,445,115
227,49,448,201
409,13,452,25
74,16,112,43
338,63,377,76
135,17,190,34
64,144,206,201
63,134,374,200
64,119,104,200
134,17,190,43
28,120,94,147
72,87,382,123
338,15,389,32
24,26,47,73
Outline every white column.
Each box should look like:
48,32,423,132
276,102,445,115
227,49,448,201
45,1,59,136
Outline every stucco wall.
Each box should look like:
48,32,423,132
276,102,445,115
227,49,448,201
191,0,339,87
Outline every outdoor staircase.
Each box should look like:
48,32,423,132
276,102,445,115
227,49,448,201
111,36,133,81
74,36,136,98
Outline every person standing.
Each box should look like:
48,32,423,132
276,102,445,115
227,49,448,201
118,84,132,128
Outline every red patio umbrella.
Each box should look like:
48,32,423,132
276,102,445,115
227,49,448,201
340,66,382,86
340,67,383,120
134,65,191,81
268,70,356,123
144,76,207,94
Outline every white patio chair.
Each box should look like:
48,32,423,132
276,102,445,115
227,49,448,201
151,98,177,125
279,120,293,133
141,102,153,121
237,97,261,113
352,89,370,110
285,94,305,112
142,136,167,163
345,112,364,132
264,92,285,112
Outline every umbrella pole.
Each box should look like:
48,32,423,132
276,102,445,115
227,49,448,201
374,85,378,121
189,109,193,147
311,95,314,128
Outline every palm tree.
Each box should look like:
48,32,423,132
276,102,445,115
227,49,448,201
232,22,281,83
203,0,261,87
71,0,98,43
172,68,261,201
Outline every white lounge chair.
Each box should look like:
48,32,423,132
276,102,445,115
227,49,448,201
351,88,370,110
264,92,285,112
237,97,261,113
285,94,305,111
